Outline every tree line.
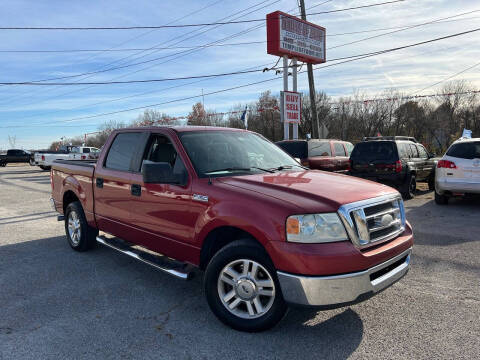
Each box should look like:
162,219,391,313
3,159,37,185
49,80,479,154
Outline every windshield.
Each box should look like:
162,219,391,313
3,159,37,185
179,131,303,178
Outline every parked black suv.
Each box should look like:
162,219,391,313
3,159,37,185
349,136,437,199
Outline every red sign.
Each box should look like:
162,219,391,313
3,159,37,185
266,11,326,64
282,91,301,123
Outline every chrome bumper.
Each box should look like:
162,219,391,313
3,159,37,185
277,248,411,306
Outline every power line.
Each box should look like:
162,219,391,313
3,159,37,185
6,8,477,87
0,0,278,107
3,27,477,129
1,26,479,87
0,1,405,30
2,14,479,54
413,61,480,95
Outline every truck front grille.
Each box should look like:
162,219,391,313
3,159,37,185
337,194,406,248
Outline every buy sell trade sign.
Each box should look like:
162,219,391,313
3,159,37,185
282,91,301,123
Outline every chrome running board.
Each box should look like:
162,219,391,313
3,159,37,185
96,235,194,280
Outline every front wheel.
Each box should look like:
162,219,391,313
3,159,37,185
64,201,98,251
204,239,287,332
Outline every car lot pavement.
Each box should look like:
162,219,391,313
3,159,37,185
0,165,479,359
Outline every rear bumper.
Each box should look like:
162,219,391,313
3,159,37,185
436,178,480,195
277,247,411,306
349,172,405,187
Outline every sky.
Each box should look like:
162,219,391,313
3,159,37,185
0,0,479,149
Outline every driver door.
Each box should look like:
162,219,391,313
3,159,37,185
129,131,196,262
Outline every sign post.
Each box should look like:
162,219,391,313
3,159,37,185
266,11,325,140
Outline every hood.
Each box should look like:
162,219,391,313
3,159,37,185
218,170,397,213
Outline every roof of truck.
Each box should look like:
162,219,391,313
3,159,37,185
121,126,248,133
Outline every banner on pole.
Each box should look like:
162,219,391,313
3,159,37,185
281,91,301,123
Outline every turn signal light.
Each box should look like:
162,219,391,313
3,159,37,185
286,217,300,235
437,160,456,169
41,155,45,161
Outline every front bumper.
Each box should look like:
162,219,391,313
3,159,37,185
277,247,411,306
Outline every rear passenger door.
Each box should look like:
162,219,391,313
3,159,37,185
94,131,148,241
308,141,335,171
333,142,349,172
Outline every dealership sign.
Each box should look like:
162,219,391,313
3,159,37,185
281,91,301,123
266,11,326,64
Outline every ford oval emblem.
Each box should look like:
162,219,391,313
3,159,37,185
380,214,394,227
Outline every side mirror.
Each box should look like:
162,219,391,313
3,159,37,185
141,161,186,185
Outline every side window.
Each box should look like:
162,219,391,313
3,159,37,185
142,134,187,177
417,145,428,159
309,141,331,157
105,132,143,171
334,142,346,157
345,142,354,156
397,143,408,158
409,144,419,158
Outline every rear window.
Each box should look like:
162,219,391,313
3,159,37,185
446,141,480,159
276,141,307,158
345,142,354,156
351,141,397,161
308,141,331,157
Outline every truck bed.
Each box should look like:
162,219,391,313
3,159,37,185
51,160,97,218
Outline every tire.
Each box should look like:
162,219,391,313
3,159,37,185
39,166,51,171
64,201,98,252
204,239,288,332
402,174,416,199
434,191,448,205
29,158,35,166
0,162,6,167
427,174,435,191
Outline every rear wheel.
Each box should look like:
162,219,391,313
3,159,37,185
402,174,416,199
434,191,449,205
64,201,98,251
204,239,287,332
39,166,50,171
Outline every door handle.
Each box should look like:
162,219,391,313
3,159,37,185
131,184,141,197
96,177,104,188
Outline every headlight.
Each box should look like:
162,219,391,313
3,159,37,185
286,213,348,243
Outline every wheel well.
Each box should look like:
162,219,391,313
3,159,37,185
199,226,264,270
63,191,79,213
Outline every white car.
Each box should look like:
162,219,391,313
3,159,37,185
435,137,480,204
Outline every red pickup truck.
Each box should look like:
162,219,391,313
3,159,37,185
51,126,413,332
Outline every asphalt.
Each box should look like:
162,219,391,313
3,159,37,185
0,165,479,360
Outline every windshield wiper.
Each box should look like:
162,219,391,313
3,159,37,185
268,164,304,172
204,166,275,175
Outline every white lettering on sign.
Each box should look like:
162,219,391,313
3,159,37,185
282,91,301,123
279,15,325,62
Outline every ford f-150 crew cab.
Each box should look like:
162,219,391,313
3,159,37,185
51,126,413,332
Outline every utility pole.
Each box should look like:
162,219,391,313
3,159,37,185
299,0,319,138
